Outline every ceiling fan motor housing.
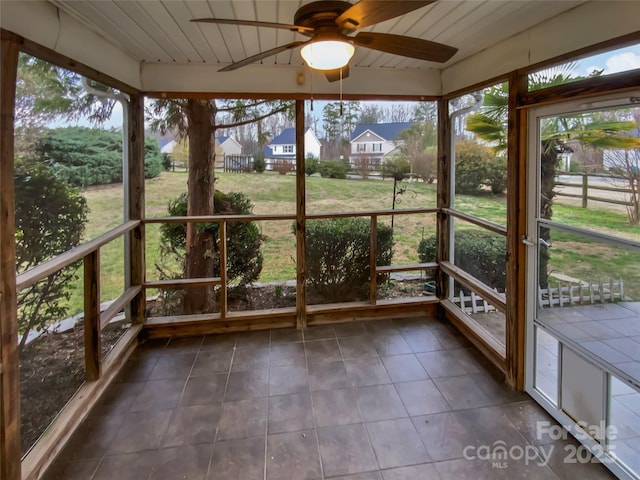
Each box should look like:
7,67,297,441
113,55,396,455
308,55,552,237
294,1,354,30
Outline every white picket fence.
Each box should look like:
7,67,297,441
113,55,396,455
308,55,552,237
452,279,625,314
538,279,625,308
452,290,499,314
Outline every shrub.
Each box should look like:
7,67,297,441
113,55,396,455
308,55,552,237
161,153,173,171
158,191,264,287
455,140,494,194
144,141,163,179
353,157,372,179
34,127,163,187
382,156,411,181
253,152,266,173
414,149,436,183
14,159,89,350
486,156,507,194
569,159,580,173
319,160,348,179
418,229,506,291
305,156,320,176
302,217,394,302
273,159,294,175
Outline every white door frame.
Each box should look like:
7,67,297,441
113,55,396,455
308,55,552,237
524,91,640,480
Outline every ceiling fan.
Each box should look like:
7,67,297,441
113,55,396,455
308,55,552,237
192,0,457,82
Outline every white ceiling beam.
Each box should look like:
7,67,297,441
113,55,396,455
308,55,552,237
141,63,441,98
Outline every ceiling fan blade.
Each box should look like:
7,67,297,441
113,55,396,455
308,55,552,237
218,41,308,72
353,32,457,63
192,18,314,34
324,66,350,83
336,1,434,32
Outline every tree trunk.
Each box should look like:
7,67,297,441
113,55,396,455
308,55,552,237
538,140,559,290
184,99,216,314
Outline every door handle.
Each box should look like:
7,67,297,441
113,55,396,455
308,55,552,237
539,238,552,248
521,235,536,247
521,235,552,248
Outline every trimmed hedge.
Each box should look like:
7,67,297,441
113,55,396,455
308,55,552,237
305,157,320,176
319,160,348,179
418,229,506,290
303,217,394,302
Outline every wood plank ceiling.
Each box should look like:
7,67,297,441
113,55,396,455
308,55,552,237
48,0,586,73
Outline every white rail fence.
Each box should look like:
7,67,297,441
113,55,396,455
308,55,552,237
452,279,625,313
538,279,625,308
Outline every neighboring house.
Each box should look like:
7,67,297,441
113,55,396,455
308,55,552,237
263,128,321,167
159,139,176,155
349,122,412,169
215,136,243,156
214,135,243,168
160,137,242,156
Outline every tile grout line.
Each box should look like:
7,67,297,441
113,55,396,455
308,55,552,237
264,329,272,480
305,327,327,480
339,322,385,476
153,336,205,474
206,333,238,479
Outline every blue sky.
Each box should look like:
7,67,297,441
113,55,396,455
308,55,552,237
575,44,640,77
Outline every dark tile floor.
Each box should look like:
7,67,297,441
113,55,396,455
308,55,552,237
43,316,617,480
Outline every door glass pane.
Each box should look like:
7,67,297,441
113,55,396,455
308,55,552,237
609,375,640,476
536,106,640,233
536,225,640,385
534,326,559,405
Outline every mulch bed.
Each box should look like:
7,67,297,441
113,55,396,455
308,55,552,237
19,321,126,455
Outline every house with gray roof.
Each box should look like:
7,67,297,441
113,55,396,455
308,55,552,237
349,122,412,169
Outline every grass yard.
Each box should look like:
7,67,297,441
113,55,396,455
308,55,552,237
546,231,640,300
58,170,639,315
144,171,443,285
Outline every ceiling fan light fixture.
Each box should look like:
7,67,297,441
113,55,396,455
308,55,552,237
301,40,354,70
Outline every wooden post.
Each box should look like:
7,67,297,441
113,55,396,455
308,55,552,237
127,93,145,324
505,71,528,390
295,100,306,329
436,98,451,300
581,173,588,208
369,215,378,305
84,251,101,380
0,30,21,480
219,221,227,317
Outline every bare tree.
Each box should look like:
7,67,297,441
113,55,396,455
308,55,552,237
606,148,640,224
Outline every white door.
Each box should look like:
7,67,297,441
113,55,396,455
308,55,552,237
525,92,640,480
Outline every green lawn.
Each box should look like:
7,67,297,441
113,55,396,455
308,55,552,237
59,170,639,315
